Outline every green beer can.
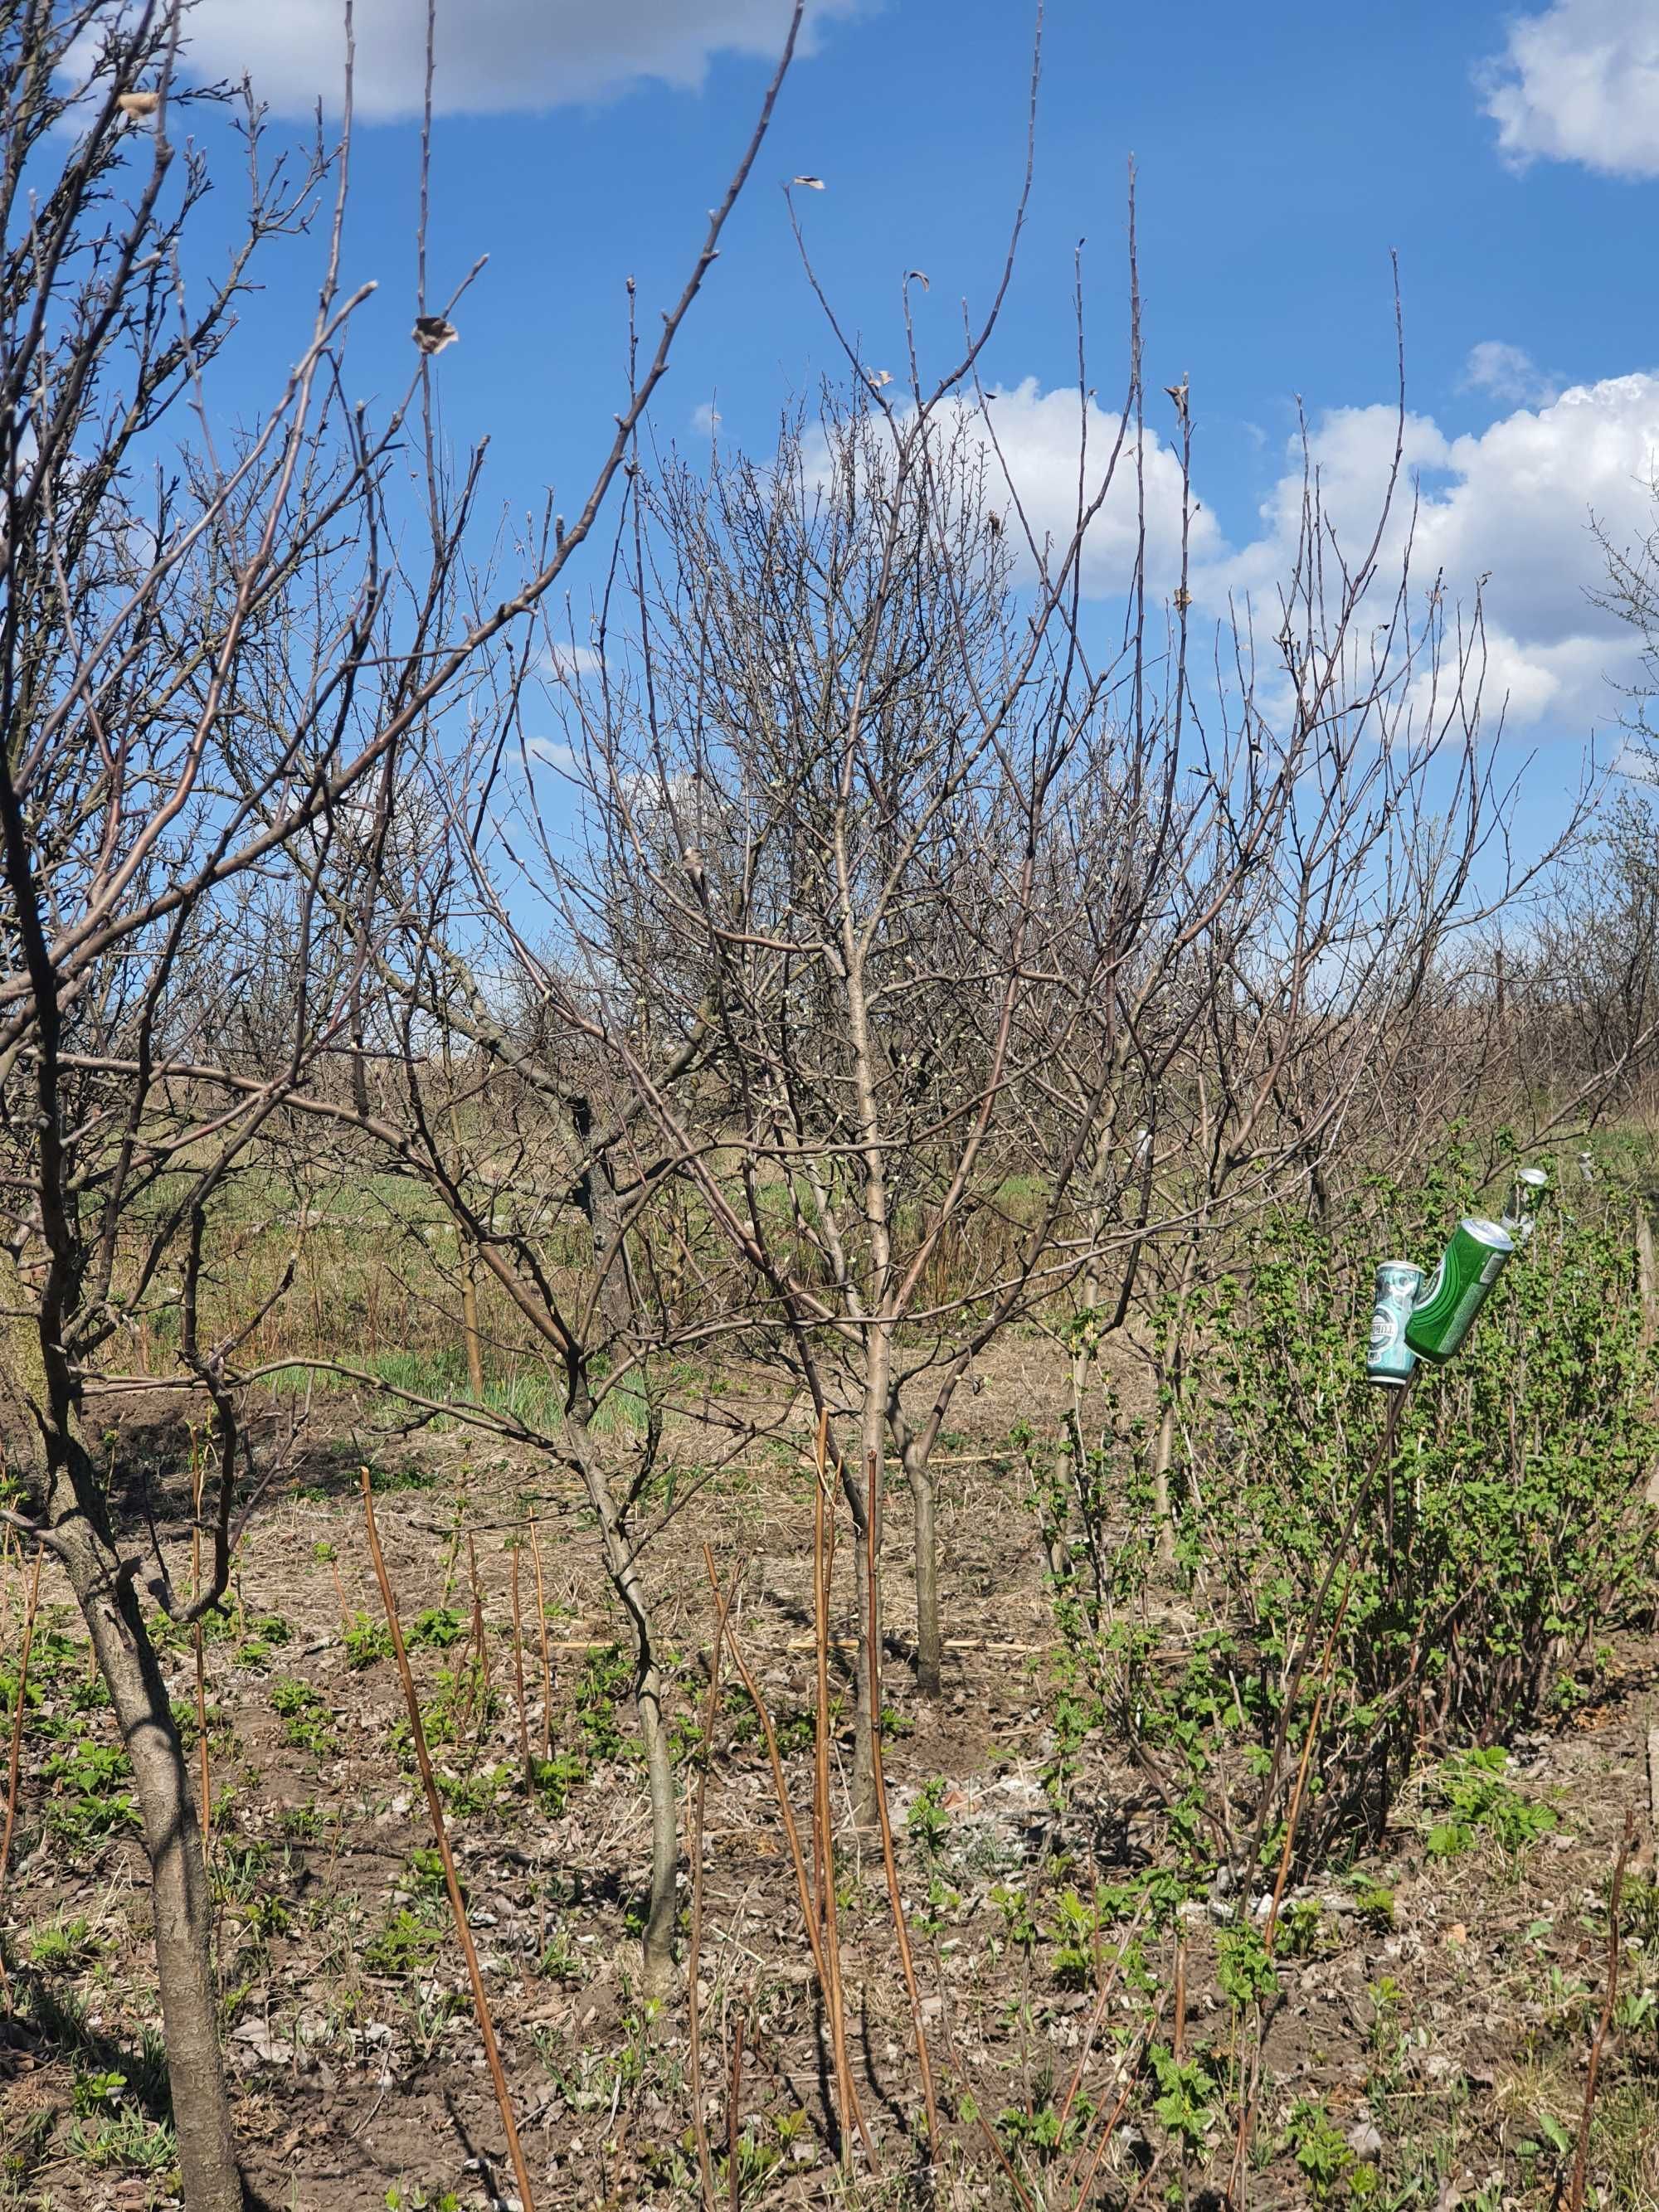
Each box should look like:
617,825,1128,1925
1366,1260,1423,1387
1404,1217,1514,1365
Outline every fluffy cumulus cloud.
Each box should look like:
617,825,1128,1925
835,370,1659,736
1461,340,1559,408
1480,0,1659,179
934,378,1223,598
1198,372,1659,735
173,0,863,121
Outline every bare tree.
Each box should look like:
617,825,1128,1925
0,3,804,2200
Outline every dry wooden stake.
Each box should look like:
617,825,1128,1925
360,1467,538,2212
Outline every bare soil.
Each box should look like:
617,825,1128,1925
2,1342,1657,2210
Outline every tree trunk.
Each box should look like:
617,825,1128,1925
56,1518,242,2212
566,1401,678,1991
848,1408,886,1826
637,1660,677,1997
907,1441,942,1700
848,1510,878,1829
1151,1398,1177,1567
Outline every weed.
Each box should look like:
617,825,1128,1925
1218,1921,1280,2009
1277,2097,1354,2205
343,1612,393,1669
27,1917,98,1972
1350,1879,1396,1931
906,1776,951,1857
41,1738,137,1842
268,1677,338,1756
1148,2045,1220,2152
406,1606,467,1650
1424,1747,1556,1861
537,1924,586,1985
363,1909,442,1979
1279,1898,1331,1958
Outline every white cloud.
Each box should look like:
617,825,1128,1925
176,0,864,121
525,738,581,772
539,643,603,687
692,400,724,437
1480,0,1659,179
1461,340,1559,408
939,377,1223,597
1198,372,1659,735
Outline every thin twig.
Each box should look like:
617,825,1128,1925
812,1415,860,2173
727,2010,745,2212
0,1545,43,1934
359,1466,538,2212
690,1554,738,2212
528,1510,553,1760
1568,1806,1634,2212
865,1452,941,2170
508,1540,532,1784
713,1561,877,2174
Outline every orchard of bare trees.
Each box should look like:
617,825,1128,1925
3,5,1659,2210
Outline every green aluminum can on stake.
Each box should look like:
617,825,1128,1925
1404,1217,1514,1365
1366,1260,1423,1387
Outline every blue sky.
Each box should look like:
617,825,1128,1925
163,0,1659,851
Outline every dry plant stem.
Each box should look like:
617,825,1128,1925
1053,1903,1151,2197
464,1532,491,1735
1568,1806,1634,2212
714,1572,876,2173
1247,1379,1413,1878
359,1467,538,2212
811,1421,859,2175
864,1474,941,2168
509,1545,533,1783
938,2010,1038,2212
0,1546,43,1923
1262,1599,1352,1957
811,1415,833,1914
1068,2021,1159,2211
529,1512,553,1759
690,1551,737,2212
727,2010,744,2212
327,1553,353,1635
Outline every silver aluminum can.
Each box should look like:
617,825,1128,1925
1502,1166,1549,1242
1367,1259,1423,1387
